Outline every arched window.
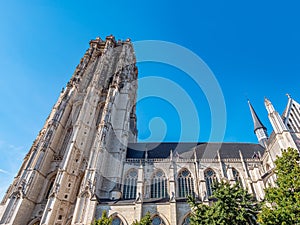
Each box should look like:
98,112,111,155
60,127,73,157
182,215,190,225
151,170,167,198
204,169,217,197
232,168,242,186
45,176,56,199
152,215,166,225
27,219,41,225
123,169,138,199
112,216,124,225
178,169,194,197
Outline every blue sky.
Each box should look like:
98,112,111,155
1,0,300,198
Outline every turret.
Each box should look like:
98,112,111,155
264,97,288,134
248,100,268,147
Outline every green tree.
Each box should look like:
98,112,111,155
131,212,152,225
92,211,112,225
188,181,260,225
258,147,300,225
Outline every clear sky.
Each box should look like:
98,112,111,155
1,0,300,198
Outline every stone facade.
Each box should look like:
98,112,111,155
0,36,299,225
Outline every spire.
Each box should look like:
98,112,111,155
170,149,173,161
248,100,267,133
264,97,288,134
248,100,268,147
264,97,276,114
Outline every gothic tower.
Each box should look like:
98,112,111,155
248,100,268,147
260,96,299,170
0,35,138,225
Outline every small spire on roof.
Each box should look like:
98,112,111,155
145,147,148,160
170,149,173,161
248,100,267,133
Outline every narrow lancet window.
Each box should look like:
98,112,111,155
178,169,194,197
123,169,138,199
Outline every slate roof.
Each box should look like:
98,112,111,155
127,142,265,160
248,101,267,132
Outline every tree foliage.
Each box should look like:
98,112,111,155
92,211,112,225
131,212,152,225
258,147,300,225
188,181,260,225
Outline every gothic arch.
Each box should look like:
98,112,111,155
150,169,168,198
44,172,57,199
65,218,72,225
176,168,195,181
179,212,191,225
27,218,40,225
59,126,73,157
177,168,195,198
232,167,243,187
110,212,128,225
204,168,217,197
151,213,170,225
122,169,138,199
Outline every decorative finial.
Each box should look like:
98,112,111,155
244,93,249,102
264,97,271,103
286,93,291,99
145,147,148,160
170,149,173,161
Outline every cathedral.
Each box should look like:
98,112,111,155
0,35,300,225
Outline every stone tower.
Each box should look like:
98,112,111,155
0,35,138,225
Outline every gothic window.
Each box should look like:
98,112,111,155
123,169,138,199
112,216,123,225
178,169,194,198
60,127,73,157
151,170,167,198
152,215,165,225
43,130,53,148
45,179,55,199
0,194,20,224
27,219,41,225
182,215,190,225
232,168,242,186
204,169,217,197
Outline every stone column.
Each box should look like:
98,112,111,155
198,166,207,201
250,166,265,200
239,151,254,194
169,162,177,225
134,164,144,222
